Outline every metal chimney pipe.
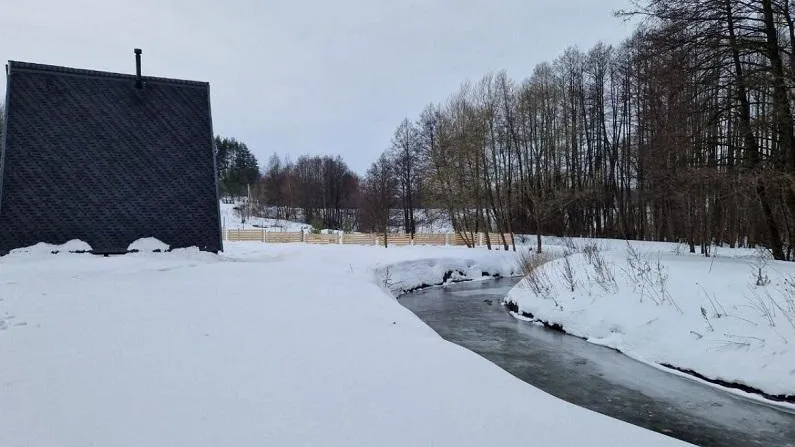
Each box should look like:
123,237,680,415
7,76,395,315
134,48,143,89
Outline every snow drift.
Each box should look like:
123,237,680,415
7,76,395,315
505,239,795,406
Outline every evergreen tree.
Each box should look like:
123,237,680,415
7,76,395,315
214,136,261,199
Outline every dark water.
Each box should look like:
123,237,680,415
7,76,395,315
398,278,795,447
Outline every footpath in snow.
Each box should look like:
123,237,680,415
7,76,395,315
505,238,795,408
0,242,689,446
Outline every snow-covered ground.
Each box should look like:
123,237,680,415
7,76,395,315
505,238,795,408
220,202,311,231
0,242,689,446
220,201,455,234
391,208,453,233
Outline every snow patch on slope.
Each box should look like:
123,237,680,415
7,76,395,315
219,202,311,232
505,240,795,405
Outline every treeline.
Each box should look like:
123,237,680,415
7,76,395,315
361,0,795,258
256,154,359,230
227,136,432,233
213,133,364,230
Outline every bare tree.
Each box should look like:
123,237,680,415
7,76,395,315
390,119,422,237
365,0,795,260
361,154,398,246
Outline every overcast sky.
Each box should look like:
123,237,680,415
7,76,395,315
2,0,635,174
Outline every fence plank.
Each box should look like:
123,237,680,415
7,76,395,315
412,234,446,245
342,233,376,245
305,234,338,244
376,235,412,246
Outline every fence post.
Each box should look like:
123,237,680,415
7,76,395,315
262,228,266,242
445,233,450,246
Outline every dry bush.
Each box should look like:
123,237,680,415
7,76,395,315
623,242,682,313
746,271,795,334
581,241,617,293
517,249,551,276
782,276,795,314
561,253,576,292
517,249,554,296
562,237,578,253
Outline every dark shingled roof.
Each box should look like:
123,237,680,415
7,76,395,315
0,59,223,255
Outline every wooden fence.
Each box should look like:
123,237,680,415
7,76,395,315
223,229,513,248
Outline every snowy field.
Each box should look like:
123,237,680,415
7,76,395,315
219,202,454,233
0,242,689,446
220,202,311,231
505,238,795,409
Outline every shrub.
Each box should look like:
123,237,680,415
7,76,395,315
517,249,554,296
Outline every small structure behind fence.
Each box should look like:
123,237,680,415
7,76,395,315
223,229,513,248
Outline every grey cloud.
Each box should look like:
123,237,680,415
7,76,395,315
2,0,634,173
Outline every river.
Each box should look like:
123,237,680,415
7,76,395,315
398,278,795,447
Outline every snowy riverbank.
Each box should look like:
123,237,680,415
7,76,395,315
505,238,795,408
0,242,689,446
